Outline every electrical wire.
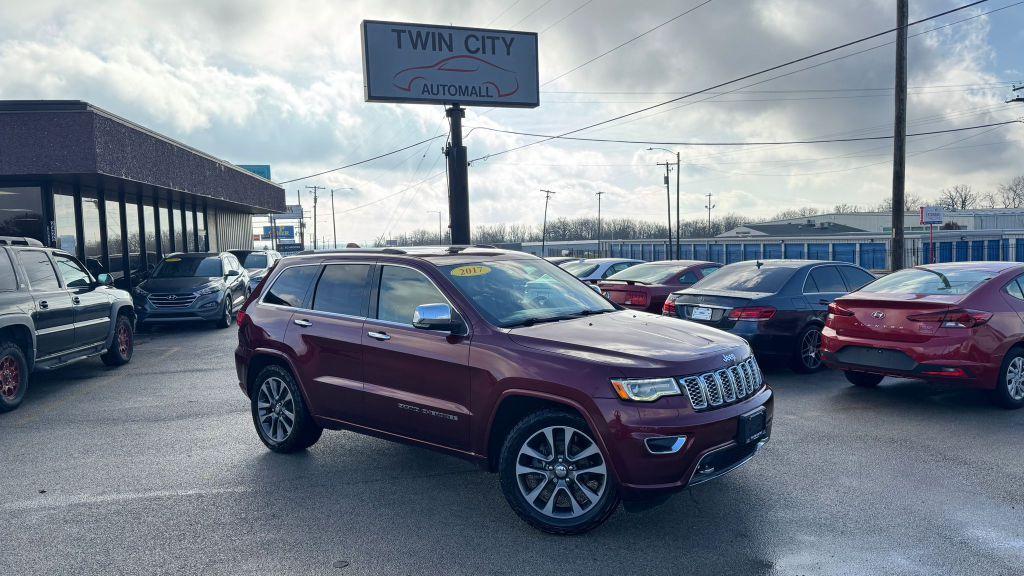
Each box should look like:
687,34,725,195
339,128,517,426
277,134,447,185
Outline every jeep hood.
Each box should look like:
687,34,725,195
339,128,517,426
506,311,748,367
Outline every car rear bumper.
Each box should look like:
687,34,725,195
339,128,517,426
821,329,998,389
594,387,773,502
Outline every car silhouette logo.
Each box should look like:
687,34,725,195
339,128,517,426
872,311,885,319
392,55,520,98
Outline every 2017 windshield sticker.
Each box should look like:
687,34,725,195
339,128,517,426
164,257,182,262
451,265,491,277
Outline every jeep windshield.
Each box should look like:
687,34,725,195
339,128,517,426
152,256,223,278
440,259,616,328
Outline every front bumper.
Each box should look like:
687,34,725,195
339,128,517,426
595,387,773,502
135,292,226,324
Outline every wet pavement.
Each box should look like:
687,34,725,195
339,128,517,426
1,324,1022,575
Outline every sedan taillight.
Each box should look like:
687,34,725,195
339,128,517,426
827,302,855,317
907,308,992,328
624,291,649,306
662,298,677,317
728,306,776,321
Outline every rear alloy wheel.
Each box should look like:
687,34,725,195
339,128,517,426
101,314,134,366
251,365,322,452
845,370,884,388
791,326,824,373
993,350,1024,409
499,410,620,535
0,341,29,412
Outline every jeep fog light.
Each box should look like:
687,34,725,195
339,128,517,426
610,378,680,402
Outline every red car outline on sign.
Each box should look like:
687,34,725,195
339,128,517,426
392,55,520,98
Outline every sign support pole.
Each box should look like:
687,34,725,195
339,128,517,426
446,104,470,245
929,223,934,264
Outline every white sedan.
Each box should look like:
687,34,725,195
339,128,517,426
560,258,644,283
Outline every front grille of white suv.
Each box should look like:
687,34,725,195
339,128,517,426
679,356,763,411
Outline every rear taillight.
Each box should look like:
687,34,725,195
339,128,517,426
236,310,250,327
662,298,678,317
908,308,992,328
728,306,776,321
827,302,854,317
624,291,649,306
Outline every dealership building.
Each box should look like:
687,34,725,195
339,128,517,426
0,100,284,287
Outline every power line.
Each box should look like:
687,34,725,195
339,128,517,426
469,0,992,162
467,119,1020,147
541,0,717,87
509,0,554,28
486,0,523,27
537,0,594,35
540,82,1017,95
277,134,447,185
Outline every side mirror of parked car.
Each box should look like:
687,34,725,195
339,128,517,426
226,269,241,277
413,303,458,332
590,284,602,294
96,273,113,286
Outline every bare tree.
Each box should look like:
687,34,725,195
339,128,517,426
877,192,924,212
833,203,864,214
996,175,1024,208
937,184,977,211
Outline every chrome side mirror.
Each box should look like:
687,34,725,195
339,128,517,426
96,273,113,286
413,303,456,331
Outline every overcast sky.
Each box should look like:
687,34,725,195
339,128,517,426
1,0,1021,244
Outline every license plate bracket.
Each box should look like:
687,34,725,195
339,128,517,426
691,306,713,321
737,407,767,445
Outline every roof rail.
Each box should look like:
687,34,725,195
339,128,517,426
291,247,408,256
445,244,499,254
0,236,44,247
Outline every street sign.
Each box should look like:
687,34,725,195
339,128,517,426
263,225,295,240
361,20,539,108
920,206,944,225
277,242,304,254
282,204,303,219
238,164,272,180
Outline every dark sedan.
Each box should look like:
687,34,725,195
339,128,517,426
597,260,719,313
663,260,876,372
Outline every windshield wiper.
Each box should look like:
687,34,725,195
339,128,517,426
507,309,613,328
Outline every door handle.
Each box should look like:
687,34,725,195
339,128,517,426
72,296,81,305
293,318,312,327
39,300,49,309
367,331,391,341
818,299,831,305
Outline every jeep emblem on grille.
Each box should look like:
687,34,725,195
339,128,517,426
872,311,885,319
722,353,736,364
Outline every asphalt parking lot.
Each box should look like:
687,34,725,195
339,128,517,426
2,326,1023,576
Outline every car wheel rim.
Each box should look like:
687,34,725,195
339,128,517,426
225,302,233,325
802,329,822,369
516,425,607,520
257,376,296,443
0,355,19,400
117,323,131,357
1006,357,1024,401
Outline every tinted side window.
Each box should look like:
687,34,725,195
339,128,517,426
808,266,846,293
313,264,372,317
1006,278,1024,301
0,250,15,291
839,266,876,291
54,255,91,289
264,265,319,308
377,266,446,325
17,250,61,291
701,266,720,276
679,271,699,284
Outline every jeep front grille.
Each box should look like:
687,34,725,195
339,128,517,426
680,356,763,411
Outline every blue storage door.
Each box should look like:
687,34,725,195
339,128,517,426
955,241,968,262
784,244,805,259
971,240,985,260
744,244,760,260
726,244,742,263
939,242,953,263
987,240,1001,261
1003,239,1010,261
694,244,708,260
922,242,932,264
807,243,829,260
833,243,855,264
610,244,621,258
679,244,693,259
763,244,781,259
1017,240,1024,262
859,243,885,270
709,244,724,263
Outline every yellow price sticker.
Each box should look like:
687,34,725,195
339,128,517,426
164,257,182,262
450,265,491,277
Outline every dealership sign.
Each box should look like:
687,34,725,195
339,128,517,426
920,206,944,225
361,20,539,107
263,225,295,240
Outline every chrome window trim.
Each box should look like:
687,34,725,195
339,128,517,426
802,264,848,295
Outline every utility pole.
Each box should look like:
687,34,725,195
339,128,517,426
330,189,337,249
446,105,470,245
296,188,304,249
890,0,909,272
540,189,556,257
595,191,605,257
1009,84,1024,103
428,210,443,245
648,147,682,258
305,185,324,251
658,162,673,261
705,192,715,236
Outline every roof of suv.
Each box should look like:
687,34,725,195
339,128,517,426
284,245,535,267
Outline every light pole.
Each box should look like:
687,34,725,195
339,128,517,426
705,192,716,236
428,210,443,245
595,191,605,257
540,189,556,257
329,187,353,249
305,185,324,251
656,162,673,261
648,147,680,259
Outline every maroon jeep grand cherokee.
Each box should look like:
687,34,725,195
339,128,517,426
234,247,772,534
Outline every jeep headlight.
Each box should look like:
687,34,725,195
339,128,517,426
134,286,149,297
195,283,224,296
610,377,681,402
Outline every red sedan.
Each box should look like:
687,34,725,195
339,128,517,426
821,262,1024,409
597,260,719,313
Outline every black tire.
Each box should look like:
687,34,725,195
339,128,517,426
845,370,884,388
991,348,1024,409
498,409,620,535
101,314,134,366
0,340,29,413
790,325,825,373
250,364,322,452
215,297,234,329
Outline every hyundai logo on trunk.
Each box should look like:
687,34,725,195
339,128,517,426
872,311,886,319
